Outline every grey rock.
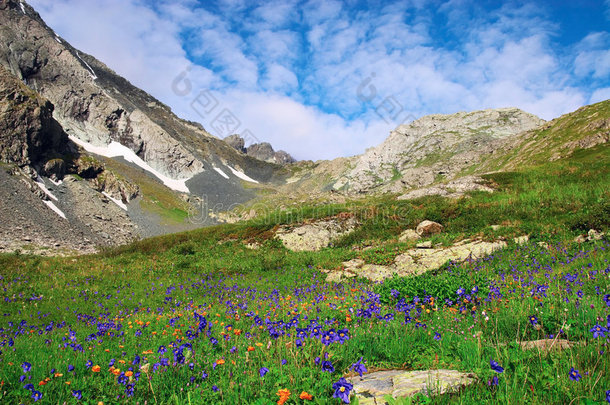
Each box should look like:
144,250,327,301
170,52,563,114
42,158,66,181
398,229,420,242
587,229,604,241
224,134,246,153
348,369,477,404
276,216,358,251
224,135,296,165
416,240,433,249
327,238,511,282
398,176,494,200
0,65,67,168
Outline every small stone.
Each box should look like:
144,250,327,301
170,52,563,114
416,241,433,249
587,229,604,241
513,235,529,245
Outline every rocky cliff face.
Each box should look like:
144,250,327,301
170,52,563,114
0,0,291,254
0,63,140,254
0,64,66,167
332,108,545,193
0,0,281,189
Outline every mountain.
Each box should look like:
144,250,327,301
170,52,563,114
269,101,609,206
0,0,291,253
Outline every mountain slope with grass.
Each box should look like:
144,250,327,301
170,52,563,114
0,137,607,402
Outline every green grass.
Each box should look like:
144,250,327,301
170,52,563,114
0,140,608,403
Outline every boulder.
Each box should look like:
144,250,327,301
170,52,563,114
43,158,66,181
276,216,358,251
416,220,443,236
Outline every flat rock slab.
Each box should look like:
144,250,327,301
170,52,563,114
518,339,581,352
348,369,477,404
275,217,358,251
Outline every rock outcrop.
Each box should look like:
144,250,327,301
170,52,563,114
324,237,531,282
348,369,477,404
224,134,296,165
0,64,67,167
332,108,544,193
275,215,358,251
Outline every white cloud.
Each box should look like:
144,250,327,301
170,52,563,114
260,63,298,93
590,87,610,104
573,32,610,79
218,90,393,160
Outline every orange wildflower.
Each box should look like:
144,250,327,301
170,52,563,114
125,371,133,377
247,346,255,352
112,368,121,376
216,359,225,366
276,388,291,405
92,365,101,373
299,391,313,400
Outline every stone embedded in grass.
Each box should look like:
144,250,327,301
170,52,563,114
326,238,512,282
348,369,477,404
275,216,359,251
398,229,421,242
518,339,582,353
416,240,433,249
513,235,529,244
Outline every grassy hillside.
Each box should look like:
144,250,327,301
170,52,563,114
0,103,608,403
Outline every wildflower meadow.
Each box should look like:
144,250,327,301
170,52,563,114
0,236,608,404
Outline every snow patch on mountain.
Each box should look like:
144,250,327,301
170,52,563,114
43,200,66,219
228,166,259,183
102,191,127,211
213,167,230,179
69,136,191,193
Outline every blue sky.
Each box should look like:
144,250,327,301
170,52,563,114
30,0,610,160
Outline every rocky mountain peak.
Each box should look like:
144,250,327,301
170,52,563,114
333,107,545,193
224,134,296,165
